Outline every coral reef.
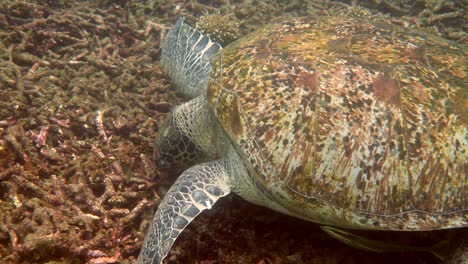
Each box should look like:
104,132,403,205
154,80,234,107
345,0,466,41
196,13,240,47
0,0,465,263
0,1,178,262
141,0,466,42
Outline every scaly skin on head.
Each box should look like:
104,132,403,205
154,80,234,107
154,111,205,172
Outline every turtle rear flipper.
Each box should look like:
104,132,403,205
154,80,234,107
161,17,221,99
321,226,452,261
137,160,230,264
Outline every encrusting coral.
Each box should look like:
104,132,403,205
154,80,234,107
196,13,240,47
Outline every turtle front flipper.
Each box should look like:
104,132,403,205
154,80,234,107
137,160,231,264
161,17,222,99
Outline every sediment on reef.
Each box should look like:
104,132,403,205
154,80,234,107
0,0,465,263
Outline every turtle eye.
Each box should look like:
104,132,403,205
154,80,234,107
158,158,168,168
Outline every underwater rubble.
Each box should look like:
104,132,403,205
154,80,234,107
0,0,465,263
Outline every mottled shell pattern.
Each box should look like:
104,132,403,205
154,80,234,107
207,17,467,230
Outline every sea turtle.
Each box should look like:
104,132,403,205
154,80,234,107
138,16,467,263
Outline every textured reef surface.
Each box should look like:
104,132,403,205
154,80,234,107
0,0,465,263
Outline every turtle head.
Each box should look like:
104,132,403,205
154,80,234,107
154,114,202,172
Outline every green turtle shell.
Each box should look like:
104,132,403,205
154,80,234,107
207,17,467,230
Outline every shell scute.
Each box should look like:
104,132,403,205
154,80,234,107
207,17,466,229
